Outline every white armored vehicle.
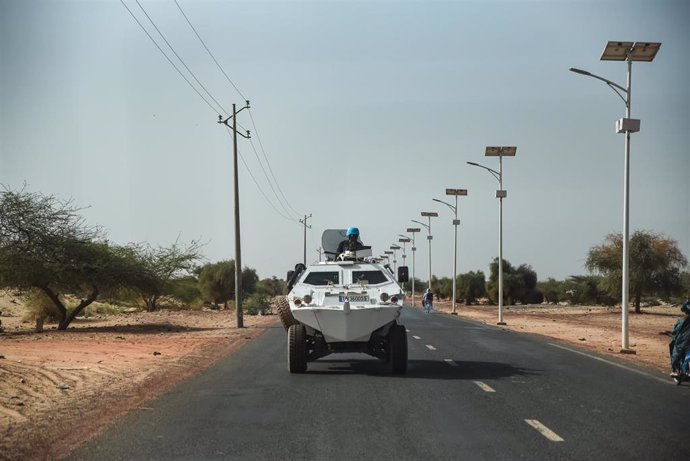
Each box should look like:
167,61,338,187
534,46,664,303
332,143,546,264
277,229,409,374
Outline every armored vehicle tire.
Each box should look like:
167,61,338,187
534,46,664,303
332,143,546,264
389,324,408,374
276,296,298,331
288,324,307,373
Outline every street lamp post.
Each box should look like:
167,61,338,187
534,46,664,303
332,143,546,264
418,212,438,290
405,228,420,307
570,41,661,353
468,146,516,325
398,236,410,270
390,245,401,273
433,188,468,315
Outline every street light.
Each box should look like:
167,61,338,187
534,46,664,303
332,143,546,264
570,41,661,353
398,236,410,270
467,146,516,325
405,228,421,307
433,188,468,315
390,245,401,272
384,251,394,270
418,212,438,290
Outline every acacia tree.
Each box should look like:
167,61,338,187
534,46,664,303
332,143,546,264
0,188,145,329
586,230,687,313
487,259,542,305
130,241,202,311
197,260,258,309
457,270,487,304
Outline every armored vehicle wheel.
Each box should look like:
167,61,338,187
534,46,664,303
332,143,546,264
276,296,298,331
389,324,408,374
288,324,307,373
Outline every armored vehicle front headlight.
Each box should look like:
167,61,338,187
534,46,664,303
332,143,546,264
303,294,312,304
380,293,389,302
293,298,302,306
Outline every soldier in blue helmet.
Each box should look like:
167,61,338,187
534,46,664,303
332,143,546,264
336,227,365,255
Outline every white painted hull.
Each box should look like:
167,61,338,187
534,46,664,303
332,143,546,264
291,305,400,342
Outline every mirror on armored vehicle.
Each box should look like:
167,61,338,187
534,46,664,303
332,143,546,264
286,270,294,282
398,266,409,283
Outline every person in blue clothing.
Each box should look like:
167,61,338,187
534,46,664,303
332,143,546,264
670,300,690,383
336,227,365,255
422,289,433,314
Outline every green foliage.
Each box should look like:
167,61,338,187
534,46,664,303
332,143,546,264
487,259,542,305
457,270,487,304
170,276,202,304
128,241,202,311
256,277,287,296
244,293,271,315
197,260,259,308
0,188,149,329
586,230,688,312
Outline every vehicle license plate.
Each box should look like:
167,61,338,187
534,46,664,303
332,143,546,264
339,295,369,302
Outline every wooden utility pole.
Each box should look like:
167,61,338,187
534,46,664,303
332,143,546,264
219,101,250,328
299,214,312,265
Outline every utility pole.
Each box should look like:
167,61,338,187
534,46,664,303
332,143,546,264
218,101,250,328
299,214,312,265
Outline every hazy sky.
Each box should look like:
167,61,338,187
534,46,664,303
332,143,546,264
1,0,688,283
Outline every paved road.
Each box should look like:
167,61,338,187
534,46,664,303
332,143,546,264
68,307,688,460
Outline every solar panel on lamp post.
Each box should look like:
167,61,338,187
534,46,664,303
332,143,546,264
433,188,468,315
467,146,516,325
405,228,421,307
569,41,661,353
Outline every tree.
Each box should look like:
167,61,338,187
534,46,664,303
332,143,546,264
130,241,202,311
487,259,542,305
586,230,688,313
197,260,259,309
0,188,146,329
458,270,487,304
256,276,287,297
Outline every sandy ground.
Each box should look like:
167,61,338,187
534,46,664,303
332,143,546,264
0,295,682,460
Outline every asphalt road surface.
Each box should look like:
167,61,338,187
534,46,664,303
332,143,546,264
68,307,688,460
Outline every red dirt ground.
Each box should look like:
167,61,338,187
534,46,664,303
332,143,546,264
0,295,681,460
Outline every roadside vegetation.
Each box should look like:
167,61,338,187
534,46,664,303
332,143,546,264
1,186,687,331
0,187,286,331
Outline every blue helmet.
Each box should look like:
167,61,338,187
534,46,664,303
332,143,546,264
346,227,359,237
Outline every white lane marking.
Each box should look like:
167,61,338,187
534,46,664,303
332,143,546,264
444,359,458,367
525,419,564,442
548,343,670,384
406,329,410,333
412,335,421,340
473,381,495,393
425,345,436,351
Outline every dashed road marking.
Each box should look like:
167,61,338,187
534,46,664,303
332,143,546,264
444,359,458,367
473,381,496,393
412,335,421,340
425,345,436,351
525,419,564,442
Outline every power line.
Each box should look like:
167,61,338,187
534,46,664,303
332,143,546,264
119,0,219,115
174,0,247,101
172,1,303,219
248,137,297,220
134,0,229,116
224,127,298,223
248,108,304,218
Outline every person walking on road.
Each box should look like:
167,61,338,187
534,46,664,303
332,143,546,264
423,289,434,314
